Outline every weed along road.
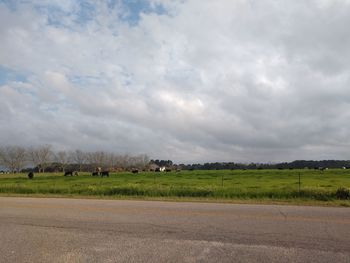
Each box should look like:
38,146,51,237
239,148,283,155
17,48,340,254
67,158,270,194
0,197,349,263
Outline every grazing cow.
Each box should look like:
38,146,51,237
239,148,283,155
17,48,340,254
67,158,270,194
64,171,73,176
27,172,34,179
91,171,99,176
64,171,78,176
165,168,172,172
155,167,161,172
100,171,109,177
132,169,139,174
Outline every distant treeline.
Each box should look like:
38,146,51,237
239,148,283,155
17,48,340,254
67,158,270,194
2,144,350,173
179,160,350,170
0,145,150,173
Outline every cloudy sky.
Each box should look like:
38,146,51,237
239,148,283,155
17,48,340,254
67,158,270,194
1,0,350,163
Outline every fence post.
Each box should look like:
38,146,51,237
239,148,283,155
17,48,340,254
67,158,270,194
298,172,301,196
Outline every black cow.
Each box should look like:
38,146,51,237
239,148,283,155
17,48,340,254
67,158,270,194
100,171,109,177
132,169,139,174
91,171,99,176
64,171,78,176
64,171,73,176
27,172,34,179
155,167,161,172
165,168,172,172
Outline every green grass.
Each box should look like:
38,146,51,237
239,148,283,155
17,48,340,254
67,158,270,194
0,169,350,206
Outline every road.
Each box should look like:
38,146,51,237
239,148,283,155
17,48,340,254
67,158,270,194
0,197,349,263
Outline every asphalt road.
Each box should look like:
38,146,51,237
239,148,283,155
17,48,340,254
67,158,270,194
0,197,349,263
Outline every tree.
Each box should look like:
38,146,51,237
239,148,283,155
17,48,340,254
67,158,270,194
55,151,70,172
151,159,173,167
28,145,52,173
87,151,105,170
114,154,128,169
71,149,86,172
106,153,117,170
0,146,27,173
136,154,150,169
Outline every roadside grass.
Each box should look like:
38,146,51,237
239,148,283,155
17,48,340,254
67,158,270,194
0,169,349,206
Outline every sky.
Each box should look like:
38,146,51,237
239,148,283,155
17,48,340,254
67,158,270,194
1,0,350,163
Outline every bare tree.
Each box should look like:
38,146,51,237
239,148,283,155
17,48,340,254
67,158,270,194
0,146,27,173
87,151,106,170
137,154,150,169
114,154,127,169
106,153,120,170
15,147,27,172
0,147,16,173
71,149,86,172
28,145,52,173
0,145,151,174
28,147,40,171
55,151,70,172
125,154,148,169
86,152,95,168
0,148,4,169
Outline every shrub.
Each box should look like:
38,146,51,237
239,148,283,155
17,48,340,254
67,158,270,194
335,187,350,200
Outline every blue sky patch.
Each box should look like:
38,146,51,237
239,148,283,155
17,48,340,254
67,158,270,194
0,0,17,11
120,0,167,25
0,1,167,28
0,66,27,85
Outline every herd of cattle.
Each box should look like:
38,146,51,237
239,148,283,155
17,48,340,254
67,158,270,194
25,167,174,179
13,166,350,179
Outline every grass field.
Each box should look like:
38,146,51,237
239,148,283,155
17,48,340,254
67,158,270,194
0,169,349,206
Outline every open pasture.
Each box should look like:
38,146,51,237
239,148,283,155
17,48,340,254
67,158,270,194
0,169,349,204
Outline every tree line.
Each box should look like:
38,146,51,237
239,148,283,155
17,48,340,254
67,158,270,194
2,145,350,173
0,145,150,173
180,160,350,170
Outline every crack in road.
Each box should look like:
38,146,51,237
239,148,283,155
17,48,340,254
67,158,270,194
276,207,288,220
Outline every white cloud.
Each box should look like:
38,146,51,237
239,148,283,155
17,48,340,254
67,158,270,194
1,0,350,162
